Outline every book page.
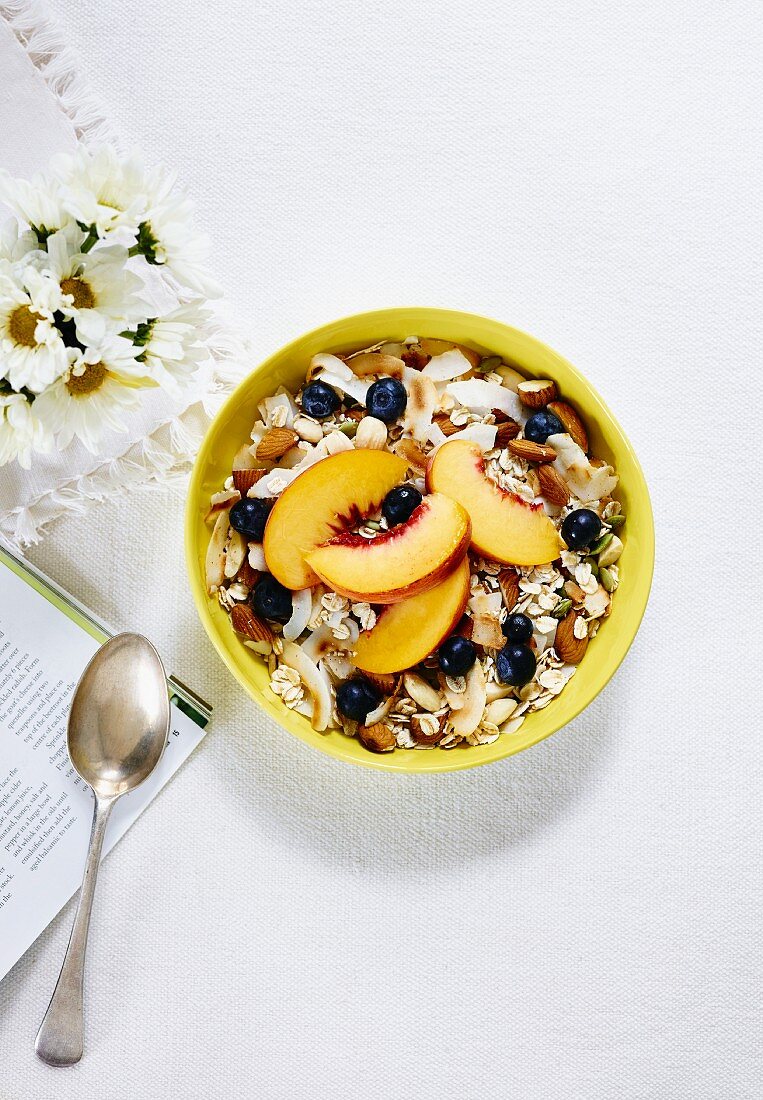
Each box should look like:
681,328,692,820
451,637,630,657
0,561,208,982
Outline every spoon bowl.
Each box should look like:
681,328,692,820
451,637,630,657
67,632,170,799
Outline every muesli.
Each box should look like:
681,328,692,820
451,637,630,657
204,337,624,753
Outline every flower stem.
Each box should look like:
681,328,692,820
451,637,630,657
80,228,99,253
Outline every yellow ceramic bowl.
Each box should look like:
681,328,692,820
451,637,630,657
186,308,653,773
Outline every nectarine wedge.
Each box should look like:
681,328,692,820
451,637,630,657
264,449,407,589
306,492,471,603
354,557,471,674
426,439,561,566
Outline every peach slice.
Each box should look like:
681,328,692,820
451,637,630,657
354,557,470,674
305,492,471,603
426,439,562,566
263,449,407,589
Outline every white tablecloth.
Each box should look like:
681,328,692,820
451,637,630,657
1,2,761,1097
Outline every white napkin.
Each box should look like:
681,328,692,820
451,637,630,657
0,0,242,546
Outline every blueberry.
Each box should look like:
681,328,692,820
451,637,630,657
496,644,537,687
300,380,341,420
502,613,533,643
250,575,293,623
438,635,477,676
382,485,422,527
336,678,381,723
366,377,407,423
229,497,273,541
524,409,564,444
561,508,602,550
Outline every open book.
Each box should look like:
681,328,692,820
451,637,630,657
0,545,210,982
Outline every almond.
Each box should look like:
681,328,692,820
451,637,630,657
410,713,445,746
256,427,299,461
508,438,557,463
434,412,461,437
494,419,521,447
554,610,588,664
232,467,268,494
517,379,556,408
236,560,260,587
401,345,431,370
403,671,443,712
547,401,588,452
230,603,274,643
498,568,520,611
395,437,428,474
357,722,396,753
536,464,571,506
363,671,398,696
564,579,586,604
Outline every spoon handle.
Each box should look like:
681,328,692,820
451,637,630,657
35,795,114,1066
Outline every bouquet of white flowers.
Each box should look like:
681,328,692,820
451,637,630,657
0,145,219,468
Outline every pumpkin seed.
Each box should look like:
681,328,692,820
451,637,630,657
607,513,626,529
590,531,613,555
478,355,503,373
339,420,358,437
600,566,617,593
552,598,572,620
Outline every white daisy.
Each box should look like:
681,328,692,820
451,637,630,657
0,169,76,240
33,336,149,452
50,145,152,238
0,218,39,263
132,195,221,297
42,230,146,345
0,392,52,468
0,263,67,392
134,301,210,392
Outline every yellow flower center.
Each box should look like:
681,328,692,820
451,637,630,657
8,305,43,347
66,362,107,396
60,277,96,310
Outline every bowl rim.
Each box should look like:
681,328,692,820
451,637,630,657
185,307,654,773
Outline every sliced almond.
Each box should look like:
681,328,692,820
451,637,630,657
471,615,504,649
357,723,396,753
205,489,240,522
395,437,428,474
346,351,405,378
205,510,230,593
230,603,274,643
494,419,521,447
403,671,443,712
484,697,518,726
224,529,247,578
517,379,556,408
410,713,445,746
256,427,299,461
547,401,588,452
233,468,267,495
498,568,520,611
434,412,461,437
508,438,557,463
554,610,588,664
536,464,571,506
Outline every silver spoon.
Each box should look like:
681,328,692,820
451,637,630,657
35,633,170,1066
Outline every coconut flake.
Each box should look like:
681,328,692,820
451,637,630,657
548,434,618,502
449,663,487,737
281,641,332,731
316,370,371,405
247,543,268,570
421,347,473,382
283,587,313,641
430,423,497,456
310,353,351,379
446,379,524,420
401,370,438,441
248,466,301,498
